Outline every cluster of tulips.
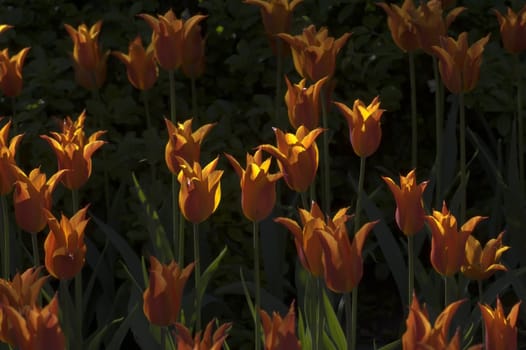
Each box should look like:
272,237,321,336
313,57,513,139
0,0,524,349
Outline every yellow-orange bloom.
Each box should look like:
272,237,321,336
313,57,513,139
225,149,283,222
0,25,12,35
181,15,207,79
112,36,158,91
165,118,215,176
284,76,328,130
0,119,23,195
41,110,106,190
13,168,66,234
382,169,428,236
260,301,301,350
334,96,384,158
479,297,520,350
64,20,109,90
143,256,194,326
425,202,486,277
259,126,323,193
461,231,509,281
432,32,490,94
377,0,420,52
279,25,351,81
175,319,232,350
177,157,223,224
494,5,526,54
0,47,30,98
44,206,89,280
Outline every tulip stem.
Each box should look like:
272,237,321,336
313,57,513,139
253,220,262,350
320,87,331,214
142,90,156,183
314,277,323,350
433,57,444,208
300,191,309,210
355,156,366,230
1,195,9,278
444,275,449,307
169,70,177,123
193,222,201,332
178,205,185,265
514,54,524,192
191,77,198,121
409,52,417,169
72,188,79,214
478,279,485,342
75,273,83,350
408,235,414,306
274,38,283,129
459,91,466,224
160,326,166,350
31,233,40,268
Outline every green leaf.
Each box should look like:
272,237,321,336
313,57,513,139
86,316,124,350
197,246,228,306
322,290,347,350
106,304,139,350
376,339,402,350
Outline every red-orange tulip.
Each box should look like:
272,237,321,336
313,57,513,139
461,231,509,281
143,256,194,326
494,5,526,54
260,301,301,350
479,297,521,350
284,76,328,130
112,36,158,91
181,15,207,79
0,47,30,97
377,0,420,52
175,319,232,350
0,119,23,195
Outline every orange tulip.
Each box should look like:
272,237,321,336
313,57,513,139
382,169,428,236
432,32,490,94
279,25,351,81
0,119,23,195
334,96,384,158
284,76,328,130
259,126,323,193
13,168,66,234
260,301,301,350
377,0,420,52
165,118,215,176
0,25,12,35
64,20,109,90
44,206,89,280
425,202,486,277
479,297,521,350
143,256,194,326
175,319,232,350
461,231,509,281
225,149,283,222
181,15,207,79
112,36,158,91
0,47,30,97
41,110,106,190
494,5,526,54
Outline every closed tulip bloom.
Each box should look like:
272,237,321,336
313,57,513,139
284,76,328,130
44,206,89,280
225,149,283,222
0,119,23,195
432,32,490,94
334,96,384,158
479,297,520,350
279,25,351,81
112,36,158,91
377,0,420,52
143,256,194,326
461,232,509,281
259,126,323,193
165,118,215,176
175,319,232,350
260,301,301,350
0,47,30,97
181,15,207,79
41,110,106,190
494,5,526,54
425,202,486,277
382,169,428,236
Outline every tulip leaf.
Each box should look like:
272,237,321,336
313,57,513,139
197,246,228,306
297,308,313,350
239,268,256,324
376,339,401,350
86,316,124,350
105,304,138,350
322,289,347,350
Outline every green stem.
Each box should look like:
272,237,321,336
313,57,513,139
314,277,322,350
193,222,201,331
2,196,9,278
433,57,444,208
355,156,366,230
191,77,198,121
60,280,71,350
31,233,40,268
169,70,177,123
253,220,261,350
320,87,331,214
478,279,485,343
75,272,83,350
142,90,156,184
514,54,524,192
408,235,414,306
409,52,417,169
72,189,79,214
459,91,466,224
178,207,185,265
161,326,166,350
275,38,283,129
300,191,309,210
444,275,449,307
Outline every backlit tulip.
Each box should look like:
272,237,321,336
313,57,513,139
260,301,301,350
225,149,283,222
432,32,490,94
334,96,384,158
143,256,194,326
0,119,23,195
44,206,89,280
259,126,323,193
494,5,526,54
13,168,66,234
177,157,223,224
377,0,420,52
461,231,509,281
165,118,215,176
112,36,158,91
181,15,207,79
382,169,428,236
0,47,30,97
0,25,12,35
479,297,520,350
284,76,328,130
41,110,106,190
175,319,232,350
425,202,486,277
279,25,351,81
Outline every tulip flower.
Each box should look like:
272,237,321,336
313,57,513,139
279,25,351,81
143,256,194,326
377,0,420,52
112,36,158,91
0,25,12,35
41,110,106,190
479,297,521,350
432,32,490,94
181,15,207,79
259,126,323,193
333,96,384,158
225,149,283,222
13,168,66,234
425,202,486,277
382,169,428,236
165,118,215,176
44,206,89,280
494,5,526,54
175,319,232,350
64,20,109,90
461,232,509,281
284,76,328,130
0,119,23,195
260,301,301,350
0,47,30,97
